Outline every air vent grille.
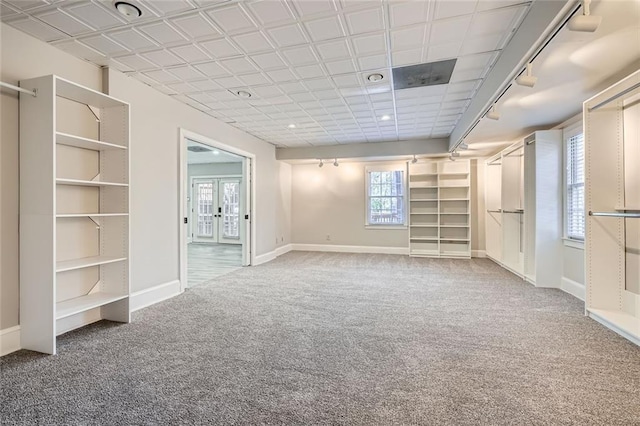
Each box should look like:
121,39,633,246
392,59,457,90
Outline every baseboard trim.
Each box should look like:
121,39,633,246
291,243,409,255
0,326,21,357
254,244,293,266
471,250,486,258
561,277,585,301
130,280,182,312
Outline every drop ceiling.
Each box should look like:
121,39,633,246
0,0,532,148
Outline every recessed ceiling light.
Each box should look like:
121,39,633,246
213,150,220,155
114,1,142,18
236,90,252,98
288,124,296,129
380,115,391,121
367,73,384,82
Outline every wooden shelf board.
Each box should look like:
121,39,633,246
56,256,127,273
56,76,128,109
56,178,128,187
56,132,126,151
56,292,128,320
57,213,128,218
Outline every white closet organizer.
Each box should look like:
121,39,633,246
20,75,130,355
409,159,471,258
484,130,562,287
584,69,640,345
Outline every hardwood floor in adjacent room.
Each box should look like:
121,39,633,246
188,243,242,287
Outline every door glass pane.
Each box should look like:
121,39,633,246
196,182,213,237
222,182,240,239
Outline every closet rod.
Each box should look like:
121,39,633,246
487,209,502,213
0,81,37,97
589,211,640,218
588,82,640,111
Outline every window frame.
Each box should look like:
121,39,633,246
563,122,585,246
364,164,408,229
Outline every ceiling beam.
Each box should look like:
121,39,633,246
276,138,449,161
448,0,574,150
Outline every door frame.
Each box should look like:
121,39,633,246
189,174,242,244
179,128,256,293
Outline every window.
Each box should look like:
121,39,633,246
565,125,585,241
366,166,406,226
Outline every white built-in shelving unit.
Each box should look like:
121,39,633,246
484,130,562,287
584,70,640,345
409,159,471,258
20,75,130,355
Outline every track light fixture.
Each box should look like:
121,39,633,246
568,0,602,32
333,158,339,167
486,106,501,120
411,155,418,164
459,142,469,150
318,159,324,168
515,63,538,88
449,154,456,162
451,152,460,158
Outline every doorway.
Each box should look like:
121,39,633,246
179,129,255,291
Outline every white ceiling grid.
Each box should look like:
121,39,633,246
1,0,530,147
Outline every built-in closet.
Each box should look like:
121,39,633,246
484,131,563,288
584,69,640,345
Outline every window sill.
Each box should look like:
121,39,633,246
365,225,408,230
563,238,584,250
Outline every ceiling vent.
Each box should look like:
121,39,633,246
187,145,211,153
392,59,457,90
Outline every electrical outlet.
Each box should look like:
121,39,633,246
326,234,331,241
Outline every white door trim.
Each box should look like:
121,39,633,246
179,129,256,293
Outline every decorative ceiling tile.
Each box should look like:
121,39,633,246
206,4,257,34
266,23,307,47
304,15,345,42
244,0,295,26
199,37,242,58
141,49,183,67
193,61,231,78
169,44,210,62
79,34,128,56
292,0,336,18
281,45,318,66
138,21,187,45
107,28,157,51
7,17,66,41
250,51,288,70
351,32,387,56
34,9,93,36
170,13,220,40
232,31,273,54
63,2,124,30
344,7,384,35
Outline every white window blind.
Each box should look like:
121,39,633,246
366,167,406,226
566,132,585,240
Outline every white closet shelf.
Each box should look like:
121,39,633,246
410,237,438,241
439,172,469,176
56,255,127,273
56,132,126,151
410,212,438,215
439,185,469,188
410,250,439,256
410,173,438,176
410,184,438,188
439,251,470,257
440,238,470,242
410,198,438,202
440,225,469,228
440,212,470,215
410,224,438,228
56,178,128,187
440,198,470,201
56,213,128,218
56,293,128,320
56,76,127,109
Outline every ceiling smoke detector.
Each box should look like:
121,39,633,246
114,1,142,18
392,59,457,90
367,73,384,82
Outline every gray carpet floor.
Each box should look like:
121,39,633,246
1,252,639,425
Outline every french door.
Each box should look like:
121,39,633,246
192,177,241,244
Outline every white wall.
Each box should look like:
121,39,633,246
188,162,242,178
0,23,103,330
291,159,486,252
291,161,408,248
0,23,291,333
